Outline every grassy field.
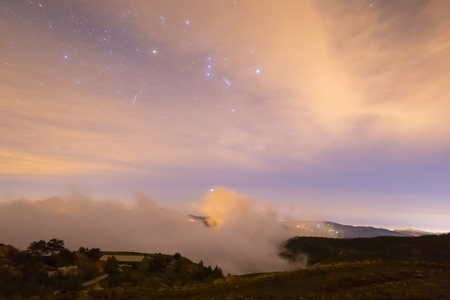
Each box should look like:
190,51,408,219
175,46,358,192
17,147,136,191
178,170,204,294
86,260,450,299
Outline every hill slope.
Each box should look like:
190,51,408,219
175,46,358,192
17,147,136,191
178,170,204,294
283,220,408,238
89,261,450,299
280,233,450,266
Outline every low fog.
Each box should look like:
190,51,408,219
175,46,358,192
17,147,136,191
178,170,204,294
0,188,302,274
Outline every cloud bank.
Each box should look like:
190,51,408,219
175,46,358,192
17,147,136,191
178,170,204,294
0,188,298,274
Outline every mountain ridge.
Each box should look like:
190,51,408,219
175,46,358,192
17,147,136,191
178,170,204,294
188,214,440,238
282,220,410,238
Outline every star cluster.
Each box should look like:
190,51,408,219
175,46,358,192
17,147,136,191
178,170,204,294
1,0,450,231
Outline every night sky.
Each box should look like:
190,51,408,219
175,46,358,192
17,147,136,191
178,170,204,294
1,0,450,232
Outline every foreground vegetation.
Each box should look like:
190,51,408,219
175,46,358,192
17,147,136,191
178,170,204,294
150,261,450,300
1,234,449,299
0,239,222,299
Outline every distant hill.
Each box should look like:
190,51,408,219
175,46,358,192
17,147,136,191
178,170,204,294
394,228,435,236
283,221,409,238
189,214,435,238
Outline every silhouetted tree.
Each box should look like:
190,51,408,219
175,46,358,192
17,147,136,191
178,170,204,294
212,265,224,278
27,240,47,256
207,265,213,276
27,238,67,257
46,238,65,255
49,248,75,267
86,248,101,260
104,256,119,274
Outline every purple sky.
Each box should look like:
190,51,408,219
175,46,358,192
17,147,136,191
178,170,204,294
1,0,450,232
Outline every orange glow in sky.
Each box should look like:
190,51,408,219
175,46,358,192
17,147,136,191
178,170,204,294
1,0,449,232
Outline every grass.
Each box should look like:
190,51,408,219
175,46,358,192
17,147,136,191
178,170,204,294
89,261,450,299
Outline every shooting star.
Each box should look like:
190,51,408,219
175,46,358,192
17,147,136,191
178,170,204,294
132,94,138,104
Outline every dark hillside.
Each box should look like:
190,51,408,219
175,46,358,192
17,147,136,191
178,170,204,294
92,261,450,299
280,233,450,265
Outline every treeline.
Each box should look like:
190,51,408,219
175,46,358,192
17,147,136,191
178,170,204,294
280,233,450,266
103,252,223,293
0,239,224,299
0,239,101,298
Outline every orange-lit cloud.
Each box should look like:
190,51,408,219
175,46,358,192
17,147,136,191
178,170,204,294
1,1,449,232
0,189,298,274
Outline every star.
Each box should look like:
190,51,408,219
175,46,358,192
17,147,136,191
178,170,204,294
204,56,216,77
2,0,449,240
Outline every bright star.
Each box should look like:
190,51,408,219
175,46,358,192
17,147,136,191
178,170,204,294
152,49,157,54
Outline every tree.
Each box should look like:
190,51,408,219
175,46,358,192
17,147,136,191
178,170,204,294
86,248,101,260
104,256,119,274
212,265,224,279
46,238,65,255
27,240,47,256
27,238,67,257
207,265,213,276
